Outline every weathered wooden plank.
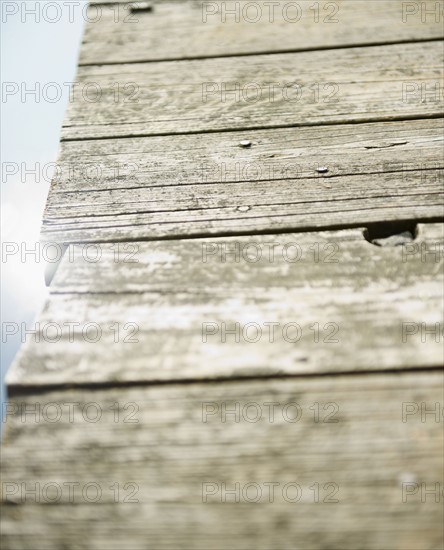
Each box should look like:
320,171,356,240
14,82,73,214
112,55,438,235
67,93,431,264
43,119,444,243
62,42,444,140
50,223,444,292
50,119,444,193
41,168,444,244
4,3,442,550
2,372,443,549
7,225,443,389
80,1,444,65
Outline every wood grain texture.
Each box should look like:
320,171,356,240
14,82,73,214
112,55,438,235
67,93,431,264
43,119,444,243
2,372,443,549
3,2,443,549
7,225,444,390
41,168,444,244
50,223,444,293
80,1,444,65
61,42,444,140
50,119,444,193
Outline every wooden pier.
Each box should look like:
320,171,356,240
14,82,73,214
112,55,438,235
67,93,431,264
2,1,443,548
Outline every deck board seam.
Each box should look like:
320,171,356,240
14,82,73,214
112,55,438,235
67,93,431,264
77,36,444,67
7,365,444,398
60,114,444,142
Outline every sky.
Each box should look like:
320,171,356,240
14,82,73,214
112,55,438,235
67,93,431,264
1,1,86,412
